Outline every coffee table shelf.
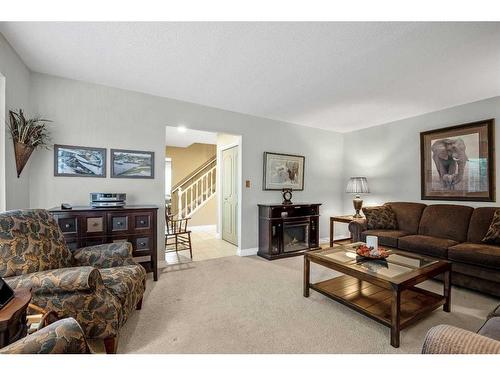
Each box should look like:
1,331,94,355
311,275,446,329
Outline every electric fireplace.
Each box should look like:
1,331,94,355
283,221,310,252
258,203,321,260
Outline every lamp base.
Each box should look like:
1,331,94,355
352,195,363,218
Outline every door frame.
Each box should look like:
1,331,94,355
216,137,242,252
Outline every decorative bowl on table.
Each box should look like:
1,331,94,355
355,244,391,259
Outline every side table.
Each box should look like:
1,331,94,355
0,288,31,349
329,215,364,247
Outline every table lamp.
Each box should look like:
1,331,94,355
345,177,369,218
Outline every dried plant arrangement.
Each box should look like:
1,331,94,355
8,109,52,177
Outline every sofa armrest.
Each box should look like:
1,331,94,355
0,318,89,354
348,219,367,242
72,241,136,268
422,324,500,354
5,266,102,294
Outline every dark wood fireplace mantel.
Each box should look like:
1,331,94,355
258,203,321,260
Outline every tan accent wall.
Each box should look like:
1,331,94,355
166,143,217,225
188,196,216,226
166,143,216,186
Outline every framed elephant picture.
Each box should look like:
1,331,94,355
420,119,495,202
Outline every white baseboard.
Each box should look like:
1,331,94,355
320,235,350,245
237,247,258,256
215,232,221,239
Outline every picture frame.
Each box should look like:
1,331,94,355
263,152,305,191
420,119,495,202
54,144,106,177
111,149,155,179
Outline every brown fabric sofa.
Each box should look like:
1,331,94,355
349,202,500,297
422,304,500,354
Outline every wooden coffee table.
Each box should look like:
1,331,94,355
303,243,451,348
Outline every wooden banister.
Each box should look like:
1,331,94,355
172,155,216,193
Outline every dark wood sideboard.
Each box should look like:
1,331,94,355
258,203,321,260
49,205,158,281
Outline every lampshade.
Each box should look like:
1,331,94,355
345,177,369,194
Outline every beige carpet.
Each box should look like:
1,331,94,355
118,255,499,353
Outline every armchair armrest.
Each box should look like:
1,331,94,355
72,241,136,268
348,219,367,242
0,318,89,354
422,324,500,354
5,266,101,294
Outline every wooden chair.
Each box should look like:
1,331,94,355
165,214,193,259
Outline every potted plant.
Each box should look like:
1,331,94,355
8,109,51,177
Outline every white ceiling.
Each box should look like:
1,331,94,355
165,126,216,148
1,22,500,132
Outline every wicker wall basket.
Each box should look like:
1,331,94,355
14,141,35,178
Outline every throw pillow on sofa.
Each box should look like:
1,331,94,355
362,206,398,230
482,210,500,244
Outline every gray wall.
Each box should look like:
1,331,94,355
0,33,32,209
342,96,500,211
29,73,345,254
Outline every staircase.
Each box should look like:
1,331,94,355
171,156,216,219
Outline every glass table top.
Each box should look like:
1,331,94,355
310,242,439,281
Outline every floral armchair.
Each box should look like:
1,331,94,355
0,209,146,353
0,318,89,354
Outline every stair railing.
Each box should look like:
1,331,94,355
172,157,216,218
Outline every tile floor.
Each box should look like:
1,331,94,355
165,225,237,264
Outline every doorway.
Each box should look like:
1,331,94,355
164,126,241,264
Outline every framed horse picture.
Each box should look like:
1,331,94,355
420,119,495,201
263,152,305,191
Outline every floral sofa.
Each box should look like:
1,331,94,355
0,318,89,354
0,209,146,353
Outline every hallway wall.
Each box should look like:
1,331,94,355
166,143,216,186
166,142,217,225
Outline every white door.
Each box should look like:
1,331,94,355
222,146,238,245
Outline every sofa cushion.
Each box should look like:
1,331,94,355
467,207,498,243
398,235,458,258
418,204,473,242
362,206,397,230
100,265,146,326
385,202,427,234
478,317,500,341
361,230,409,248
482,210,500,244
448,242,500,270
